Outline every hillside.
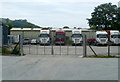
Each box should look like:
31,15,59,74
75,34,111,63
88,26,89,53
0,18,41,28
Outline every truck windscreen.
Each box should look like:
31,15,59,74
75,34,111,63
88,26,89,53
39,34,49,37
97,34,108,38
72,34,82,38
111,35,120,38
56,35,65,39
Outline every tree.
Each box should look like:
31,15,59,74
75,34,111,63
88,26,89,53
87,3,118,30
7,23,13,35
116,7,120,31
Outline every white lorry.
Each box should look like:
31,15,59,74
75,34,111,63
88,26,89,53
110,30,120,45
39,30,51,45
95,31,108,45
13,35,20,43
71,30,82,46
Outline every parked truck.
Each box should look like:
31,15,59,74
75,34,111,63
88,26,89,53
94,31,108,45
55,30,66,45
71,29,82,46
110,30,120,45
39,30,51,45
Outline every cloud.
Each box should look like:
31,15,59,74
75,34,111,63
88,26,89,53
0,0,119,3
0,1,118,28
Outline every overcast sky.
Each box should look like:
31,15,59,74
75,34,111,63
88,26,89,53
0,0,119,28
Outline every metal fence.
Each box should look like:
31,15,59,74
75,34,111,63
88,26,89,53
21,34,119,57
1,34,119,57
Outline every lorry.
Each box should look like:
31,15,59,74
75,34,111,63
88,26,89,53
110,30,120,45
39,30,51,45
71,29,82,46
13,35,20,43
94,31,108,46
55,30,66,45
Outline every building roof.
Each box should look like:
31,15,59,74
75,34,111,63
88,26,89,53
11,27,95,32
11,28,41,31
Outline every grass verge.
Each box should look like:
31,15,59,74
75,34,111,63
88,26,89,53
85,55,119,58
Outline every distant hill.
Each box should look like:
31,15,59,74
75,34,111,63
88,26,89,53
0,18,41,28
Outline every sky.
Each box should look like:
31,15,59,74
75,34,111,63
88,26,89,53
0,0,119,28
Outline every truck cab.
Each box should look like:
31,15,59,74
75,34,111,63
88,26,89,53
110,30,120,45
71,30,82,46
55,30,66,45
95,31,108,45
39,30,51,45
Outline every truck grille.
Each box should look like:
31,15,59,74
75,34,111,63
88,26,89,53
75,39,79,43
100,39,106,43
42,39,47,43
115,39,120,44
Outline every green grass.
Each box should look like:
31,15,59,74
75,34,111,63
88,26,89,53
2,47,11,54
85,55,118,58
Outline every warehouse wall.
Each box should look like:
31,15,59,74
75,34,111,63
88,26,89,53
11,30,40,39
11,30,96,40
82,31,96,40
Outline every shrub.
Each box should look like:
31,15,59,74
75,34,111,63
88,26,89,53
2,47,11,54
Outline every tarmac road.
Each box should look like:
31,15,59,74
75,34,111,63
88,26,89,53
2,55,118,80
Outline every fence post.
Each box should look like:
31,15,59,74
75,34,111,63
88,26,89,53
44,37,45,55
83,34,87,57
60,38,61,55
19,35,23,56
51,31,54,55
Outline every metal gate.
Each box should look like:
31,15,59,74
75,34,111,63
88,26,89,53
23,43,84,56
22,35,119,57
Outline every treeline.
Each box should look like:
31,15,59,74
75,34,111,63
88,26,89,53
0,18,41,28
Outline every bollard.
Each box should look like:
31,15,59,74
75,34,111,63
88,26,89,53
83,34,87,57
